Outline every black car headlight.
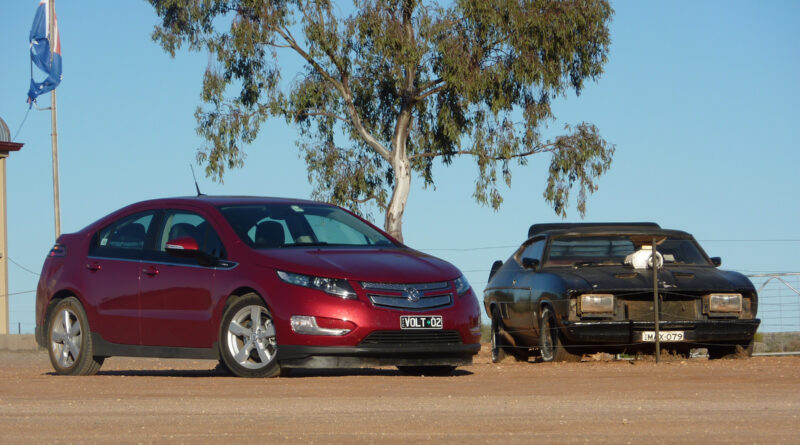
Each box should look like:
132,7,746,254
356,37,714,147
277,270,357,300
454,275,471,296
578,293,615,315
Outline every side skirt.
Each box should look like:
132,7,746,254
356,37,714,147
91,333,219,360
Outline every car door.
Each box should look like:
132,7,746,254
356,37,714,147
138,209,224,348
504,237,547,343
84,211,157,345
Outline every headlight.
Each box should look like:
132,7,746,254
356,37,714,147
277,270,357,299
579,294,615,314
708,293,742,313
454,275,471,296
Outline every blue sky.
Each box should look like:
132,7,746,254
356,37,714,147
1,1,798,333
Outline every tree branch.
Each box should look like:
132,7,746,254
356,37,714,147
297,111,348,123
415,83,447,101
409,143,560,161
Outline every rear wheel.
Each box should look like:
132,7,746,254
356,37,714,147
539,307,580,363
47,297,104,375
219,294,281,378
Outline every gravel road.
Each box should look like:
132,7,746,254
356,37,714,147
1,347,797,444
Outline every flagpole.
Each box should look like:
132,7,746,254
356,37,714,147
49,0,61,239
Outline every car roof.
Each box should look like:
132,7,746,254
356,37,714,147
527,223,692,239
137,195,324,207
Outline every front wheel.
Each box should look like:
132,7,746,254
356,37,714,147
707,340,754,360
47,297,104,375
490,308,507,363
538,307,580,363
219,294,281,378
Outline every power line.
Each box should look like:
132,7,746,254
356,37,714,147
8,257,40,276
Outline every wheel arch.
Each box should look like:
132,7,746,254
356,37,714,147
44,289,87,328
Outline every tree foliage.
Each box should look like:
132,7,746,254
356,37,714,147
150,0,615,241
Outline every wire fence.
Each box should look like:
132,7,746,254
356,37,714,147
747,273,800,333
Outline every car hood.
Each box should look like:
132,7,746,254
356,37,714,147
554,266,755,293
253,247,461,283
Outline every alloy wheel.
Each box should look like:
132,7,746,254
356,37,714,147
50,308,82,368
225,305,277,370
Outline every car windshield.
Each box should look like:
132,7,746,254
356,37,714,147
545,235,710,267
218,203,396,249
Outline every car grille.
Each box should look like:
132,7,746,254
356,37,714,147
359,330,462,345
621,292,701,321
361,281,453,311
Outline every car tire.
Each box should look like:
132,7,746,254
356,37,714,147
397,366,456,376
218,293,281,378
47,297,104,376
538,307,580,363
490,308,507,363
707,340,754,360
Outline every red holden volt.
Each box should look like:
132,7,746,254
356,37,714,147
35,196,481,377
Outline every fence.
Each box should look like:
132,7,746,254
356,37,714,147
746,273,800,354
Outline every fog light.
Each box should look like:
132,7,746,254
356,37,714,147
708,293,742,313
290,315,353,336
579,294,614,314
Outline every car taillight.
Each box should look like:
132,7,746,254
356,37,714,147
48,244,66,257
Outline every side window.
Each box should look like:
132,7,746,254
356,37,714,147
519,239,546,262
91,212,155,259
159,211,225,259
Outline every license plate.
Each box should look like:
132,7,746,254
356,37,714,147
639,331,685,342
400,315,443,330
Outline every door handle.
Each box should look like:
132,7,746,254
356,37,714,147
86,262,102,272
142,265,159,276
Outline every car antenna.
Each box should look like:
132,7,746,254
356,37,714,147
190,164,205,196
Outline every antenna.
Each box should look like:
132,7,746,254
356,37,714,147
190,164,204,196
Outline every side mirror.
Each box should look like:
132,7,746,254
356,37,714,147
165,237,200,255
166,237,217,266
488,260,503,282
521,257,540,270
710,257,722,267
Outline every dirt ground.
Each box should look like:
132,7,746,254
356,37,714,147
0,347,798,444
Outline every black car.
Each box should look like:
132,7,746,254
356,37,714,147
484,223,760,362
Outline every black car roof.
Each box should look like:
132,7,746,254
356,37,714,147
528,222,692,239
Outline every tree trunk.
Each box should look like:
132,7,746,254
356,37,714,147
385,155,411,243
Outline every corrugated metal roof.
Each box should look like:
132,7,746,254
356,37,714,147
0,117,10,142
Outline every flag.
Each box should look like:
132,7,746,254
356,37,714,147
27,0,62,105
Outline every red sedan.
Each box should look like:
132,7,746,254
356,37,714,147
35,196,481,377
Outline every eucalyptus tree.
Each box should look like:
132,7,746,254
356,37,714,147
150,0,614,241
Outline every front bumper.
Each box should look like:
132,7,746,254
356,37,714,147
277,342,480,369
560,319,761,344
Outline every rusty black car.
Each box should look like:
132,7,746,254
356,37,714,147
484,223,760,362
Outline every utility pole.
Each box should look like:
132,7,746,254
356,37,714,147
653,237,661,363
0,118,24,335
49,0,61,239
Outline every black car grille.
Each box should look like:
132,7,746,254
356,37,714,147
621,292,701,321
359,330,462,345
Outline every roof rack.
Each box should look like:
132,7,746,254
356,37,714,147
528,222,661,239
